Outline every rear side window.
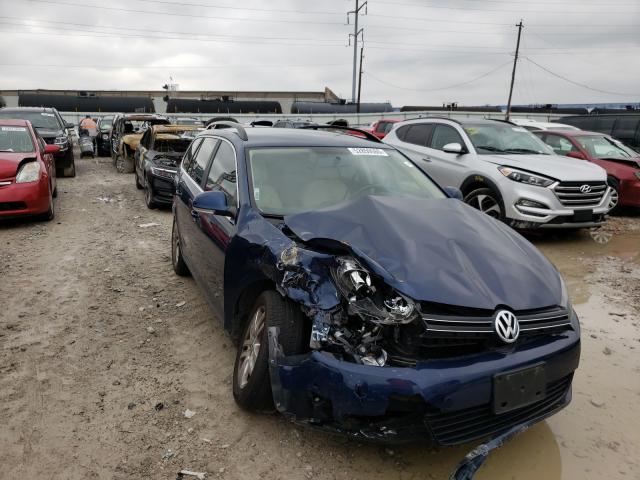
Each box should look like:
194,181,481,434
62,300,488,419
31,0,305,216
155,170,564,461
205,141,237,205
188,137,217,186
540,134,578,155
430,125,464,150
396,124,433,147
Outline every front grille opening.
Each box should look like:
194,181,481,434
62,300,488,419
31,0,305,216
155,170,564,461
426,374,572,445
0,201,27,212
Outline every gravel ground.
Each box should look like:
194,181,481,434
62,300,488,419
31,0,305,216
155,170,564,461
1,156,639,480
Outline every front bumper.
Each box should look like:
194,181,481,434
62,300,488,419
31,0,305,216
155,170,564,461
0,177,50,218
147,172,177,205
268,327,580,445
500,178,613,228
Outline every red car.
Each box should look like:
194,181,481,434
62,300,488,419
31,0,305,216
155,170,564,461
367,119,399,139
0,119,59,220
535,130,640,208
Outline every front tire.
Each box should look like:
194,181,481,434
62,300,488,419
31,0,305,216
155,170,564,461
63,159,76,178
171,216,190,277
232,291,307,412
607,177,620,212
135,168,143,189
42,192,55,221
464,187,505,221
144,178,158,209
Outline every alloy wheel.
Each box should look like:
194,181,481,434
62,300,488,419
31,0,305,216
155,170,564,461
470,193,502,219
237,306,266,389
172,222,180,269
608,188,619,210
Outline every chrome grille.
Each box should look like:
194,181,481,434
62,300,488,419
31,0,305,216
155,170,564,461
553,181,607,207
422,306,572,338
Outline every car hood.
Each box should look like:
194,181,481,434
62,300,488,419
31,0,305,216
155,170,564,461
482,153,606,181
35,127,63,139
284,196,562,311
0,152,38,178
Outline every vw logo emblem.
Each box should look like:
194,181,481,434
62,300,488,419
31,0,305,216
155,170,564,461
494,310,520,343
579,184,592,193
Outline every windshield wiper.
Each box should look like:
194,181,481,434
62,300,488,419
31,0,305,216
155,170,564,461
0,149,15,152
476,145,505,152
504,148,549,155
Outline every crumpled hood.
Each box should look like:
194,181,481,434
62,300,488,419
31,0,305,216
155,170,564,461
34,127,62,139
122,133,142,150
0,152,37,178
482,153,606,182
284,196,562,311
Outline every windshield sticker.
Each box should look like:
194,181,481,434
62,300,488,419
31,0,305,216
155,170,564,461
348,148,389,156
512,127,527,132
1,126,27,132
464,127,478,135
41,113,55,117
403,161,415,168
254,187,260,201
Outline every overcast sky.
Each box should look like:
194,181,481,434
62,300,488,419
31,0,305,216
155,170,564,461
0,0,638,107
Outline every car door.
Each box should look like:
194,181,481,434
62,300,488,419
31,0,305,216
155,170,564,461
175,136,217,282
422,124,471,188
189,138,239,318
390,123,435,175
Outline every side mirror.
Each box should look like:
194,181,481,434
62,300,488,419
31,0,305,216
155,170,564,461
442,143,465,154
44,144,60,154
65,122,75,129
566,151,586,160
444,186,463,200
192,190,234,217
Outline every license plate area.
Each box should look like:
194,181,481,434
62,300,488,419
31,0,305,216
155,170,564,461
573,209,593,222
493,363,546,414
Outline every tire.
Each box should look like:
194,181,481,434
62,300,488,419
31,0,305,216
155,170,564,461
52,185,58,198
63,160,76,178
42,193,55,221
135,168,143,190
607,177,620,213
144,179,158,209
232,290,307,412
117,150,135,174
464,187,505,221
171,215,190,277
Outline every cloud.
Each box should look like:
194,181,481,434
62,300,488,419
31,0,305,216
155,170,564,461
0,0,638,106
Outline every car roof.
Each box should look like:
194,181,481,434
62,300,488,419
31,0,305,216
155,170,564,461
0,106,56,113
203,127,392,148
152,124,202,133
119,114,167,121
0,119,31,127
537,130,605,137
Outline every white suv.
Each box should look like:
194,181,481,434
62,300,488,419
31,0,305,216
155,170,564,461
384,118,614,229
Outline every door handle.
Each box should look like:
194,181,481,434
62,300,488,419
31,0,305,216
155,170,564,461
190,209,199,220
422,156,432,162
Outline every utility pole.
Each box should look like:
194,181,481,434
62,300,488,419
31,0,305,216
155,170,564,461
357,46,364,113
505,20,523,121
348,0,367,104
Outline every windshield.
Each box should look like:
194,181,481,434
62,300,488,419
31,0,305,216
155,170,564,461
153,137,193,153
248,146,445,215
0,111,61,130
463,123,554,155
99,118,113,130
0,126,35,152
575,135,636,159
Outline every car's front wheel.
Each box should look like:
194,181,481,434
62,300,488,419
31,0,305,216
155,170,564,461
232,291,307,412
144,178,158,209
135,167,143,189
607,176,620,212
464,187,505,221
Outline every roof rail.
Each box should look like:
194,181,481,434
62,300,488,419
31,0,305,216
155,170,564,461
400,116,463,125
299,124,382,143
207,121,248,141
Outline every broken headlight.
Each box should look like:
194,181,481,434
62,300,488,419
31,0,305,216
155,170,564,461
332,256,418,325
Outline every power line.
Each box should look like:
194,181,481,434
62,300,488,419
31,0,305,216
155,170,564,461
370,0,639,8
132,0,340,15
524,57,639,96
0,62,351,69
366,2,639,14
364,60,512,92
17,0,344,25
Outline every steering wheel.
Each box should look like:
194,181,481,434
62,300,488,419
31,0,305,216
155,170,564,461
352,184,387,197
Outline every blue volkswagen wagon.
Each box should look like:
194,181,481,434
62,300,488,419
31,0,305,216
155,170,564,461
171,123,580,446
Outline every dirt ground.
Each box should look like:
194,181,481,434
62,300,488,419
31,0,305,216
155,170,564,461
1,156,639,480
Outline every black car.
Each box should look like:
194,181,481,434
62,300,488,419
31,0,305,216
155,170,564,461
96,115,114,156
0,107,76,177
134,124,202,208
171,123,580,451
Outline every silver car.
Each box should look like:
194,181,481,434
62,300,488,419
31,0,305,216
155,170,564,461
384,118,614,229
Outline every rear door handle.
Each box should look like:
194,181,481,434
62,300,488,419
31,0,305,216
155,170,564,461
422,156,432,162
